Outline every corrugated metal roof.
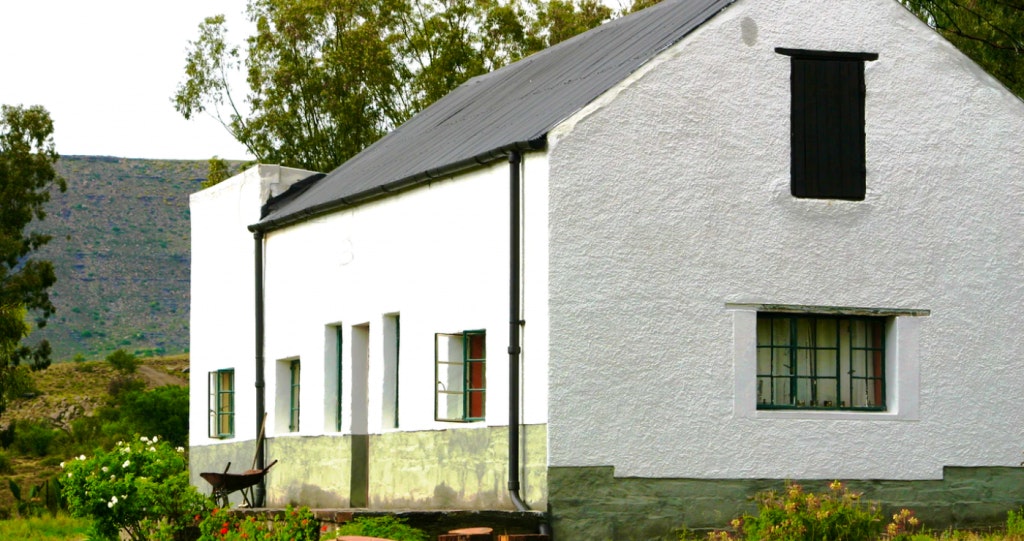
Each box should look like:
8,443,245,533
256,0,735,230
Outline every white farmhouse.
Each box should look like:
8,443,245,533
189,0,1024,538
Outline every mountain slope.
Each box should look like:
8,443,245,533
29,156,211,361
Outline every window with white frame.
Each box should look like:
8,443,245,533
435,330,485,422
730,304,928,420
208,369,234,438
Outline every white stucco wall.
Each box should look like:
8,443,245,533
547,0,1024,480
189,165,318,447
258,155,550,437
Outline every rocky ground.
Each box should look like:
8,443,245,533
3,354,188,431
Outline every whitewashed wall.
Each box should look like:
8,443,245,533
259,156,550,437
547,0,1024,480
190,165,318,447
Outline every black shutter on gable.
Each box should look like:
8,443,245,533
777,49,878,201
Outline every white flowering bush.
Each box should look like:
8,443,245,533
61,436,210,541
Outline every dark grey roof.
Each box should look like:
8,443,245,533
256,0,735,230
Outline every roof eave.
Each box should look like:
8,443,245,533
249,137,546,234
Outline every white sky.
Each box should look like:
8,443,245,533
0,0,253,161
0,1,632,162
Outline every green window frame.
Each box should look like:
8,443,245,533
208,369,234,438
757,313,885,411
289,359,301,432
435,330,486,422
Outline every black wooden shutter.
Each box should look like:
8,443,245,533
778,49,877,200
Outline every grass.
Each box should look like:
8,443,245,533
0,515,90,540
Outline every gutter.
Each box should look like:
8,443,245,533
507,151,551,537
507,151,527,512
253,231,267,507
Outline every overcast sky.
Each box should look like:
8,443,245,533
0,0,253,161
1,1,633,162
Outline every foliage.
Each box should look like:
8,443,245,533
61,435,210,541
0,513,92,540
328,515,429,541
116,385,190,448
7,476,61,518
0,104,65,419
900,0,1024,99
174,0,639,172
1007,507,1024,537
58,385,190,457
107,374,146,398
197,505,320,541
887,508,925,540
203,156,233,188
106,349,140,374
707,481,887,541
10,419,61,457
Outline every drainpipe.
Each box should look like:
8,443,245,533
253,230,267,507
508,151,528,513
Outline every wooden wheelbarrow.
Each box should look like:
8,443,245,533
200,459,277,508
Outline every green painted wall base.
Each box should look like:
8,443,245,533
548,466,1024,541
190,424,546,510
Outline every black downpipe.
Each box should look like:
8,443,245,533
508,151,528,513
253,231,267,507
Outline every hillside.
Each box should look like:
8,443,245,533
28,156,218,361
1,356,189,515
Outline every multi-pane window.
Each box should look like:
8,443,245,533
208,369,234,438
435,330,486,422
757,313,885,410
289,359,301,432
776,48,878,200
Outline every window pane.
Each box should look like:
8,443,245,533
465,332,485,419
442,391,463,420
435,333,467,421
290,361,300,431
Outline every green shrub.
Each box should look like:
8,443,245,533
1007,508,1024,537
719,481,886,541
329,515,429,541
11,420,59,457
198,505,319,541
107,375,146,398
117,385,189,448
0,421,14,448
0,449,11,474
61,435,210,541
106,349,141,374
